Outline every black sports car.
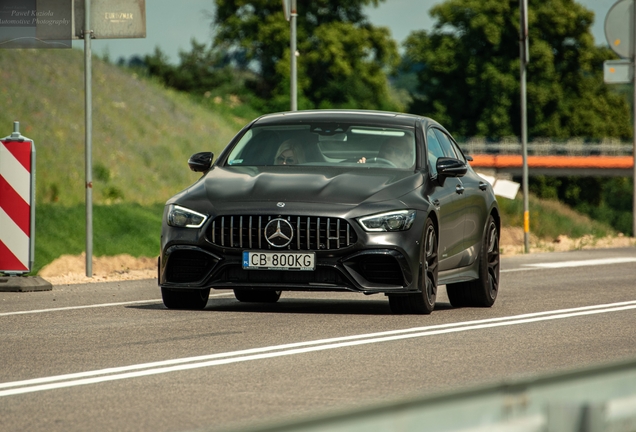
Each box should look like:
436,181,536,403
159,110,500,314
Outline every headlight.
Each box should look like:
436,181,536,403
358,210,416,232
167,205,208,228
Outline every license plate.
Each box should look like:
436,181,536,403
242,251,315,271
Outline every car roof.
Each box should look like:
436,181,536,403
252,109,439,128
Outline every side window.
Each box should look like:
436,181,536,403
433,129,460,159
426,129,445,177
450,140,467,163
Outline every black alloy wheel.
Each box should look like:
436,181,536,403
161,288,210,310
234,289,282,303
446,214,499,307
389,217,438,314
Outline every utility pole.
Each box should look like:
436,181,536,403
84,0,93,276
519,0,530,253
290,0,298,111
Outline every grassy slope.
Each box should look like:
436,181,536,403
0,48,247,206
0,49,625,275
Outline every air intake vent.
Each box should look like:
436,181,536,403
166,249,215,283
208,215,357,250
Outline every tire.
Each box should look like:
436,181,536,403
446,215,499,308
161,288,210,310
234,289,282,303
389,218,438,314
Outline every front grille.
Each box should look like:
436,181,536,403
166,249,216,283
208,215,357,250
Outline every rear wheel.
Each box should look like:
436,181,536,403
389,218,437,314
234,289,282,303
446,215,499,308
161,288,210,310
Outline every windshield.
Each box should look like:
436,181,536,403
226,123,416,169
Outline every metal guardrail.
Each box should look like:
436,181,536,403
459,139,634,156
233,358,636,432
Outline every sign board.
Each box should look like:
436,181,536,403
605,0,633,58
73,0,145,39
0,0,72,48
604,60,634,83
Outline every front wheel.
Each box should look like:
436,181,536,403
389,217,437,314
446,215,499,308
161,288,210,310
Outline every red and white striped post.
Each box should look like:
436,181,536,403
0,122,35,275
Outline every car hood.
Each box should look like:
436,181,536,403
176,166,423,207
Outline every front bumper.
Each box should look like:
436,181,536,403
159,215,427,295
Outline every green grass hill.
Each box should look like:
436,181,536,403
1,48,245,206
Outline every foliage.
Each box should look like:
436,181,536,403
144,41,249,97
528,176,633,236
212,0,401,111
498,193,615,240
401,0,633,140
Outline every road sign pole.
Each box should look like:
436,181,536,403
84,0,93,277
290,0,297,111
520,0,530,253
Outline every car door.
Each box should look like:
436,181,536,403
434,129,489,257
425,128,465,271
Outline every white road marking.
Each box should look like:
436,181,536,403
2,300,636,397
524,257,636,269
0,293,233,317
501,256,636,273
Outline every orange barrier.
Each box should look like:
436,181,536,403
470,155,634,169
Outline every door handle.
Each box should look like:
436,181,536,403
455,185,465,194
479,182,488,191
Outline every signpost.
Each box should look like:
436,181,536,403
72,0,145,277
519,0,530,253
604,0,636,239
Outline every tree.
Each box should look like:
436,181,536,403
402,0,632,140
144,41,236,94
212,0,401,111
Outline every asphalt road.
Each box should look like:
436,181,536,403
1,247,635,432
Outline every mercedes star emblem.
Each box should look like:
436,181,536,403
264,218,294,247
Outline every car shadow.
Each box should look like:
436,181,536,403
130,298,454,315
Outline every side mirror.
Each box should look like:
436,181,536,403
188,152,214,172
437,157,467,179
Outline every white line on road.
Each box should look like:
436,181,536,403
524,257,636,269
2,300,636,398
501,256,636,273
0,293,233,317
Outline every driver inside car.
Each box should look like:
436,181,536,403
358,136,414,168
274,139,306,165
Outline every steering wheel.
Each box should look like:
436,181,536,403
368,157,397,167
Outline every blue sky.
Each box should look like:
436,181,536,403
78,0,618,64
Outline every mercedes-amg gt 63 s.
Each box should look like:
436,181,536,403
159,110,500,314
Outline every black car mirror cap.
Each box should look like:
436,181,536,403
436,157,467,179
188,152,214,172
